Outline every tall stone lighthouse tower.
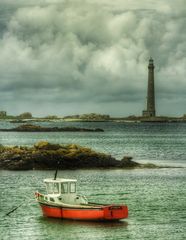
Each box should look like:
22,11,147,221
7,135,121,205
143,58,156,117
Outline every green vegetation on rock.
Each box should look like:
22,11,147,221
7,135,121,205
0,141,143,170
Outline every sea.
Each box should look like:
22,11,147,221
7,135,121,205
0,121,186,240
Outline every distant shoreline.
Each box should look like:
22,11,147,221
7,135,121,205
1,118,186,123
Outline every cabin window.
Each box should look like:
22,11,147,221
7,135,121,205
54,183,59,194
70,183,76,193
47,183,53,194
61,183,68,193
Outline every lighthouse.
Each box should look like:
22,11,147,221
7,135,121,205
142,58,156,117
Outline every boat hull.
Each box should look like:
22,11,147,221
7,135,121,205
39,203,128,221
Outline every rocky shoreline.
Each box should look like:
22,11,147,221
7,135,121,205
0,124,104,132
0,141,156,170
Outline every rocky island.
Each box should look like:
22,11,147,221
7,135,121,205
0,141,155,170
0,124,104,132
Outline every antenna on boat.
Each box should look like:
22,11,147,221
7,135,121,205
54,169,58,180
54,161,60,180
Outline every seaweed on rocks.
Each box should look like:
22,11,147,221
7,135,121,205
0,141,145,170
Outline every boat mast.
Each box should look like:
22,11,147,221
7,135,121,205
54,161,60,180
54,168,58,180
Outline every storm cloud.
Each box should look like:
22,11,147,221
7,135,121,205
0,0,185,116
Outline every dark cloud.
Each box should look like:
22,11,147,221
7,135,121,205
0,0,185,116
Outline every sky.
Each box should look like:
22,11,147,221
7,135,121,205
0,0,185,117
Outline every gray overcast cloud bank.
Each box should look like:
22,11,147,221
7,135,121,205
0,0,185,116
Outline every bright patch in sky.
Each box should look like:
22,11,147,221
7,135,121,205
0,0,185,116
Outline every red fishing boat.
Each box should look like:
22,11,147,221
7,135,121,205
35,178,128,221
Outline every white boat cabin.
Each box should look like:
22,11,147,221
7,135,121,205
43,178,88,205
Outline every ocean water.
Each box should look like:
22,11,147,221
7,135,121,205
0,121,186,239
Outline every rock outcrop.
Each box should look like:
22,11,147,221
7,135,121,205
0,124,104,132
0,141,144,170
